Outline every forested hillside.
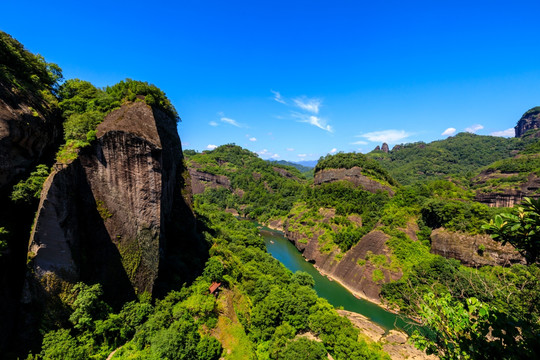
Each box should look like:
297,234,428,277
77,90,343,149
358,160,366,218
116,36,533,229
367,132,534,185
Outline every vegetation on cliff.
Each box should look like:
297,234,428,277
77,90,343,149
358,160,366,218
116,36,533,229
367,133,533,185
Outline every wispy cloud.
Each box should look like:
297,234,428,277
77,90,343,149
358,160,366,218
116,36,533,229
207,144,217,150
491,128,515,137
357,129,410,143
293,96,321,114
298,154,307,158
249,137,257,142
287,148,295,151
221,117,241,127
330,148,337,154
465,124,484,133
292,112,333,132
209,121,218,127
441,127,456,136
271,90,286,104
271,153,280,159
351,140,368,145
258,149,280,159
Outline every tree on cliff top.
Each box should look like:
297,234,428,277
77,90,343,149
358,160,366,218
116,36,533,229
483,197,540,265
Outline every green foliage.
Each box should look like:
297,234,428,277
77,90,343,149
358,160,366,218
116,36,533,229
188,144,306,221
367,133,532,185
279,337,327,360
412,293,497,360
40,329,87,360
483,197,540,264
315,152,397,186
11,164,50,203
106,79,179,122
0,31,62,100
63,111,104,141
421,198,504,234
0,227,8,255
69,283,111,331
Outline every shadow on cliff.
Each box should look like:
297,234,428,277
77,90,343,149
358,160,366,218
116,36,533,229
153,108,209,297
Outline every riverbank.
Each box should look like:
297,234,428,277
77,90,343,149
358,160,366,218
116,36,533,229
264,220,399,312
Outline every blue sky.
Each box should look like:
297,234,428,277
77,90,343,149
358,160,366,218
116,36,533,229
3,1,540,161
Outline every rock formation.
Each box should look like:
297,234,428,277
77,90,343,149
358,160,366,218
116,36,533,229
430,228,525,267
189,167,231,194
515,106,540,137
381,143,389,153
283,218,401,302
0,82,61,189
314,167,394,195
24,102,199,310
473,171,540,207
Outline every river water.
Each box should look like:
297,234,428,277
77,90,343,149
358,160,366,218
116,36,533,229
261,227,409,332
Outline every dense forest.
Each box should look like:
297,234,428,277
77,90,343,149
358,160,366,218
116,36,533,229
2,30,540,360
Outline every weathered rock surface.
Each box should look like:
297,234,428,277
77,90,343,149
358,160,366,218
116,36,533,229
285,222,401,302
25,103,198,308
515,107,540,137
314,167,394,195
381,143,389,153
0,82,61,189
430,228,525,267
473,171,540,207
272,166,299,180
338,310,437,360
189,168,231,194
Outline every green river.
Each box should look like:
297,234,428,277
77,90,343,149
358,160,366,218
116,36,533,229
261,227,410,333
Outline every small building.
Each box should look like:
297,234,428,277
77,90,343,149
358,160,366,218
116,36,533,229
209,282,222,298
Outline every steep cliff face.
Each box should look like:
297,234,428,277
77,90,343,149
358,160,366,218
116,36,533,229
0,82,61,189
515,107,540,137
189,167,231,195
284,223,401,302
473,171,540,207
314,167,394,195
24,103,199,309
430,228,525,267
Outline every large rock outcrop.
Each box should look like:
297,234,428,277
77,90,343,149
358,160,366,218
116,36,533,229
314,167,394,195
189,167,231,195
284,223,401,302
24,102,199,310
0,82,61,189
430,228,525,267
515,107,540,137
473,171,540,207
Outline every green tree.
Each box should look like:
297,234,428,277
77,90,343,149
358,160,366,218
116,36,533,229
11,164,50,203
69,283,111,331
0,227,8,255
483,197,540,264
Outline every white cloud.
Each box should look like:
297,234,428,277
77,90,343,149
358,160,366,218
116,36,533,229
441,127,456,136
465,124,484,133
271,90,286,104
221,117,241,127
209,121,218,127
271,154,280,159
357,129,410,143
330,148,337,154
258,149,270,155
298,154,307,158
249,137,257,142
491,128,515,137
206,144,217,150
292,112,333,132
293,97,321,114
287,148,295,151
351,140,368,145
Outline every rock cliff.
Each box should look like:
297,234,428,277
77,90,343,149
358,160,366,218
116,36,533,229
515,106,540,137
430,228,525,267
473,171,540,207
24,102,199,310
284,221,401,302
314,167,394,195
189,167,231,195
0,82,61,189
